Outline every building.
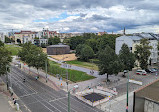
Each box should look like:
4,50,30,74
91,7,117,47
98,31,107,36
14,31,38,44
0,33,5,43
133,79,159,112
115,33,159,64
47,44,70,55
34,39,48,46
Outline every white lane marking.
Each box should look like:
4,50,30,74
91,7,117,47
49,96,67,102
19,92,37,98
10,70,62,112
71,97,99,112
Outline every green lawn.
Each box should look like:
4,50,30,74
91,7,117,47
5,44,21,56
48,60,95,82
66,60,99,71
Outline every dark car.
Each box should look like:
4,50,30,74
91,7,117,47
145,69,152,73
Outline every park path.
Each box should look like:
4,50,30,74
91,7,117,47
48,57,104,78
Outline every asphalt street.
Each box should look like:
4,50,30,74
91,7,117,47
2,66,103,112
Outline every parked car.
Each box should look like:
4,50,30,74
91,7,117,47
136,70,147,75
145,69,154,73
150,68,157,73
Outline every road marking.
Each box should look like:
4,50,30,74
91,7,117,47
71,97,99,112
10,69,62,112
19,92,37,98
49,96,67,102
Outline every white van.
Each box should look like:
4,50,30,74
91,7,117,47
136,70,147,75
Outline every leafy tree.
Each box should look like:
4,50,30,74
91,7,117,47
18,42,32,61
48,36,61,45
0,40,4,47
98,46,123,82
0,45,12,75
80,45,94,61
18,42,48,75
134,38,152,69
119,44,135,75
75,44,86,57
85,39,98,53
69,36,85,50
97,34,119,51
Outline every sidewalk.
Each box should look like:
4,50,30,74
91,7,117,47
0,78,16,112
0,93,16,112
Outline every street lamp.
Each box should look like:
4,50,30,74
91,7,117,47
6,65,9,90
45,60,48,83
126,71,129,112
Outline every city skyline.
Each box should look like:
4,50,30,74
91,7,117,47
0,0,159,33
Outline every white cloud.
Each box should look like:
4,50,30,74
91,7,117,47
0,0,158,33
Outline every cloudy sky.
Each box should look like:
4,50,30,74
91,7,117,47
0,0,159,33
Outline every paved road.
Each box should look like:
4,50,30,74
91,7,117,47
2,65,103,112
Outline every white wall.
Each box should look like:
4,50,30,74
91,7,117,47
115,36,134,54
149,40,158,63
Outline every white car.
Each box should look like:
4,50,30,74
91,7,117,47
136,70,147,75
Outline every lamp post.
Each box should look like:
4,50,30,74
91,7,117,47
126,71,129,112
45,60,48,83
6,65,9,90
68,90,70,112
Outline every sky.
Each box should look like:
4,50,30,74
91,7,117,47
0,0,159,33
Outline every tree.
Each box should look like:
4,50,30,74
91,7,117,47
0,40,4,47
48,36,61,45
0,45,12,75
5,36,14,43
69,36,85,50
97,34,119,51
134,38,152,69
75,44,86,57
98,46,123,82
119,44,135,76
29,47,47,75
85,39,98,53
18,42,48,75
80,45,94,61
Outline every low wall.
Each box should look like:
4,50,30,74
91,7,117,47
76,88,114,107
96,86,118,95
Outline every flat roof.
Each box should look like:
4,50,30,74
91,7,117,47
135,79,159,102
47,44,69,47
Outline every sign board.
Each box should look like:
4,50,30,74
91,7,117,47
129,79,142,85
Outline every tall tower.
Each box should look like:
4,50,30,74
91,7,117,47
123,27,126,35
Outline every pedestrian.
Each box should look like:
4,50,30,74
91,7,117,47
23,78,25,82
36,76,38,80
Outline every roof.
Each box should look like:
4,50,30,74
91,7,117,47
47,44,69,47
117,35,142,41
133,33,159,40
129,36,142,40
135,79,159,102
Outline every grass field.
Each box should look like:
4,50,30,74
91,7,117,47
48,60,95,82
66,60,99,71
5,44,21,56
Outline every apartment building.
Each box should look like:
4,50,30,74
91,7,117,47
0,33,5,43
14,31,38,44
115,33,159,64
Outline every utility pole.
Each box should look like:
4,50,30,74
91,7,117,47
45,60,48,83
126,71,129,112
6,66,9,90
68,90,70,112
10,65,12,88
